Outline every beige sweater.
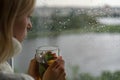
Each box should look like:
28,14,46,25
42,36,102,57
0,38,34,80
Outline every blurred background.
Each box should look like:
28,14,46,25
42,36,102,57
14,0,120,80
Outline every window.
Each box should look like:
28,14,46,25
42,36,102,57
14,0,120,80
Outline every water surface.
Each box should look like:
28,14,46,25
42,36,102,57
14,33,120,76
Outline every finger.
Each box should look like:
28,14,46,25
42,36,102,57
51,62,64,75
57,59,65,67
58,56,62,59
47,57,65,73
55,65,65,75
57,57,65,64
49,57,62,68
49,60,58,68
53,59,64,68
53,59,65,70
28,58,40,79
58,72,66,80
57,70,66,80
28,59,36,73
58,65,65,72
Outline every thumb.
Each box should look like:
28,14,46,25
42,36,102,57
28,58,40,78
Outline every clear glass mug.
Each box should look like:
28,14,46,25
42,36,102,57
35,46,60,78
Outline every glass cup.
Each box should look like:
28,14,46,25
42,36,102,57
35,46,60,78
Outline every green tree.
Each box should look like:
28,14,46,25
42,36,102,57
100,71,113,80
112,71,120,80
49,12,98,32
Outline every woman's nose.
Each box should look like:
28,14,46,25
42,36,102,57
27,20,32,31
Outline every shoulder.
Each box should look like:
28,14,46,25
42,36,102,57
0,72,34,80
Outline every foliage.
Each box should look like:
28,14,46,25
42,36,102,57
28,8,120,79
28,9,120,39
94,25,120,33
28,12,99,38
67,65,120,80
48,12,98,32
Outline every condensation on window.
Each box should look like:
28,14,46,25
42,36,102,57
14,0,120,80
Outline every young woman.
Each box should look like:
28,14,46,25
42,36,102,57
0,0,66,80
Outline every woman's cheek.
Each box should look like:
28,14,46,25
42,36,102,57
22,28,27,39
18,28,27,42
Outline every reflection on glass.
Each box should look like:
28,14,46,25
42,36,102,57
14,0,120,80
35,46,59,78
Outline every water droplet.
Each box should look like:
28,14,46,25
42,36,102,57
67,19,70,21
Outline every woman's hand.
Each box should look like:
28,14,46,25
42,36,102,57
28,56,66,80
28,58,41,80
42,56,66,80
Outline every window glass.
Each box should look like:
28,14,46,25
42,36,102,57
14,0,120,79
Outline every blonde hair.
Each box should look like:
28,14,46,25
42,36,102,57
0,0,36,63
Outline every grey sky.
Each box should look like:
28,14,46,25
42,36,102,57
36,0,120,7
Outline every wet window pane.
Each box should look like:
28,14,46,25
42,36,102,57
14,0,120,80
